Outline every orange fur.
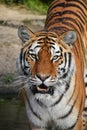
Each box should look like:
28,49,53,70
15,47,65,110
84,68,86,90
18,0,87,130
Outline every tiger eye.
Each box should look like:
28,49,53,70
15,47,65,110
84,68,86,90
53,55,59,61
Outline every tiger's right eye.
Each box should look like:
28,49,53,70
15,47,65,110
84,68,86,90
29,53,37,60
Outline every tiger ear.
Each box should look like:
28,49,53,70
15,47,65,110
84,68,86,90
62,31,77,46
18,25,35,44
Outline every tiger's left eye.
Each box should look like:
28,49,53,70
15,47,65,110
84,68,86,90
52,55,60,61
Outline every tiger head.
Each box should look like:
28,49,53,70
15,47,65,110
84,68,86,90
18,25,77,97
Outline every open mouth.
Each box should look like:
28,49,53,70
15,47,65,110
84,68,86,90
30,84,54,95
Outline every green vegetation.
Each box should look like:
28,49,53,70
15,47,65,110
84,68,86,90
0,0,52,14
24,0,50,14
4,74,14,84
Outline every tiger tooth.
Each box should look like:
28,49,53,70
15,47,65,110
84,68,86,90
37,86,49,92
37,87,41,91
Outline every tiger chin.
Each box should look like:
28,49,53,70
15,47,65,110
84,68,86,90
17,0,87,130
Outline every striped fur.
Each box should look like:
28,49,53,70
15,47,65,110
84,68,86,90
18,0,87,130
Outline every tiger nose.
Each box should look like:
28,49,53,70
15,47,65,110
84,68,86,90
36,74,50,81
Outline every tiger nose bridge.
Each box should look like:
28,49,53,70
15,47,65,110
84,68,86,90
36,58,52,79
37,61,52,77
36,47,52,78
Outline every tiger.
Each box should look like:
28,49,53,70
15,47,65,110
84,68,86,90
17,0,87,130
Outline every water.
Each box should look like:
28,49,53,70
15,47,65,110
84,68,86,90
0,99,29,130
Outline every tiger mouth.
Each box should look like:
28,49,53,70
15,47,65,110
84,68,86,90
37,84,49,92
30,84,54,95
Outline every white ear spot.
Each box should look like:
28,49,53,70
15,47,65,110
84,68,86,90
63,31,77,46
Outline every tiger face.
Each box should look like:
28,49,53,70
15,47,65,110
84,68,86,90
18,25,77,98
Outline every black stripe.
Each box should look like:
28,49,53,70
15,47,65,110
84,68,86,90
37,41,44,44
48,33,58,38
85,82,87,87
20,49,23,66
48,27,68,34
50,42,55,45
66,98,80,130
24,51,26,68
50,45,55,50
63,10,85,24
63,17,84,32
37,37,56,44
60,53,72,79
36,33,46,37
37,38,44,41
67,84,75,105
20,49,25,73
62,17,83,32
49,2,86,19
64,53,67,69
59,93,81,130
66,0,87,10
47,17,63,27
20,49,29,75
23,51,29,75
46,37,55,42
60,47,63,52
47,0,59,13
26,95,42,120
84,107,87,111
46,2,86,32
78,10,87,23
66,3,86,18
47,16,83,32
48,2,66,13
51,83,70,107
66,121,77,130
46,9,86,27
36,99,46,108
29,49,34,52
83,113,87,117
28,45,32,49
55,50,61,54
34,45,40,49
46,12,63,25
59,96,77,119
61,73,68,79
51,94,64,107
68,53,71,68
